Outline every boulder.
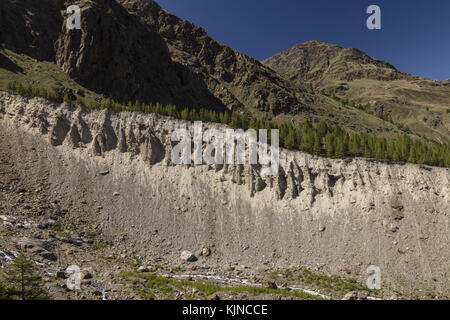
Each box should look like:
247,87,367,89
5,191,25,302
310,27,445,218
137,266,150,273
201,247,211,257
180,250,197,262
263,281,278,289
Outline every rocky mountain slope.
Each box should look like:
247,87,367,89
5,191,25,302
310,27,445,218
0,0,65,61
1,0,310,114
263,41,450,142
263,41,408,84
0,92,448,299
2,0,438,141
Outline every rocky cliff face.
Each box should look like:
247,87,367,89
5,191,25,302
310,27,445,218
1,91,448,297
0,0,65,61
117,0,310,114
55,0,229,110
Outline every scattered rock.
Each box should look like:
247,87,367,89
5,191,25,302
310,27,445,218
207,293,220,300
56,270,67,279
263,281,278,289
17,237,52,251
58,234,92,247
357,291,369,300
0,249,17,262
191,288,199,294
342,291,358,300
389,225,399,233
180,250,197,262
17,221,33,229
38,219,56,229
342,268,352,275
40,251,57,261
0,215,14,222
137,266,150,273
224,266,235,272
81,271,93,280
342,290,369,300
201,247,211,257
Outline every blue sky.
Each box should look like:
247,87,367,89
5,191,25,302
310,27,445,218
157,0,450,80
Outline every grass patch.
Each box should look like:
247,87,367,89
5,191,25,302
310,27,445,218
91,239,109,251
269,268,376,297
0,49,102,107
47,224,63,232
119,272,324,300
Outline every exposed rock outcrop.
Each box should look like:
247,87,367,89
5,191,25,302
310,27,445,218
0,0,65,61
55,0,228,111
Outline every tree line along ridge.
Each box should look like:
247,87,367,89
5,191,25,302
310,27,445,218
5,81,450,168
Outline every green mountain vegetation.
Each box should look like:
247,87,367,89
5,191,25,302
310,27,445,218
263,41,450,143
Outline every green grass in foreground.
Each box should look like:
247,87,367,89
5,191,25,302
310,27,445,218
269,269,378,297
119,272,324,300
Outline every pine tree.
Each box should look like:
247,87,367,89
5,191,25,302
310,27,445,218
316,120,329,138
312,132,322,155
1,253,49,300
230,112,242,129
284,128,297,150
335,137,345,158
219,112,231,125
180,108,189,120
300,130,314,153
0,283,11,300
324,133,335,157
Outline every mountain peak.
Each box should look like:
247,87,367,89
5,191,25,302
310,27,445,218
263,40,401,83
295,40,340,47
